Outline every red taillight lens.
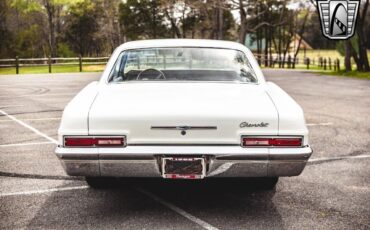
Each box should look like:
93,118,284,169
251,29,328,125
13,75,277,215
65,138,95,147
272,138,302,146
64,137,125,147
242,137,302,147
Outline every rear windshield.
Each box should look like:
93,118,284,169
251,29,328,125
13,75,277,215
108,47,257,83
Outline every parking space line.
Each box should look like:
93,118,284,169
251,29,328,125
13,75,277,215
0,141,55,147
136,187,219,230
306,122,333,126
308,154,370,163
0,109,58,144
0,105,24,108
0,185,89,197
0,117,60,122
0,93,75,99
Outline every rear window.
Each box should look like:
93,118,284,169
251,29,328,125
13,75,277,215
108,47,257,83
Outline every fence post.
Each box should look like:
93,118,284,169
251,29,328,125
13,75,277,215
337,58,340,71
15,56,19,74
79,56,82,72
287,55,291,68
48,56,52,73
328,58,332,70
306,58,310,69
334,59,337,71
323,58,327,70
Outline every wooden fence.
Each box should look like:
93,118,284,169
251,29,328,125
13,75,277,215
0,54,341,74
0,56,109,74
253,54,341,71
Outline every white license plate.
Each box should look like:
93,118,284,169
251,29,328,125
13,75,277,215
161,157,206,179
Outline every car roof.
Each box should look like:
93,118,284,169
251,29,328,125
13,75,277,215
116,39,249,51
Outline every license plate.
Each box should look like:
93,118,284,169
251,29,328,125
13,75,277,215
162,157,206,179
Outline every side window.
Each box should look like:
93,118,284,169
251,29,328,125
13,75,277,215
108,52,125,82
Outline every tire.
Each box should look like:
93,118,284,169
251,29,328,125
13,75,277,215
85,177,115,189
257,177,279,190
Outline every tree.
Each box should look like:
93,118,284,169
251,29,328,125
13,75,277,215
38,0,80,57
0,0,12,58
119,0,168,40
65,0,102,56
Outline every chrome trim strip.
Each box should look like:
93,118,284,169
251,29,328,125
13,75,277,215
127,143,239,147
151,126,217,130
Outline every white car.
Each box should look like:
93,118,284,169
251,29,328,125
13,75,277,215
56,39,312,189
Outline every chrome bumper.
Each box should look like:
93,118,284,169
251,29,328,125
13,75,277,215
55,145,312,177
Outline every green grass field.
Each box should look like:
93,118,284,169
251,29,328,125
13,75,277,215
316,70,370,80
296,49,370,65
0,64,105,75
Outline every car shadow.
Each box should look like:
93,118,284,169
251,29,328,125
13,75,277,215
26,178,284,229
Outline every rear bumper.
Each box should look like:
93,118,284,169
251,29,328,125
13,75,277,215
55,145,312,177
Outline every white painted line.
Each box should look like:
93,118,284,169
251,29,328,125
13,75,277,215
309,154,370,163
0,93,75,99
0,185,89,197
208,163,234,177
136,188,219,230
0,105,24,108
0,117,60,122
306,122,333,127
0,141,55,147
0,109,58,144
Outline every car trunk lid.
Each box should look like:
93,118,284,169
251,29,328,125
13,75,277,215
88,83,278,145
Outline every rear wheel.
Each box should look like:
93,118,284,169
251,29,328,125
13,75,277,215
85,177,115,189
257,177,279,190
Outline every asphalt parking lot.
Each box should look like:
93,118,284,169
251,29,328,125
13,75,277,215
0,69,369,229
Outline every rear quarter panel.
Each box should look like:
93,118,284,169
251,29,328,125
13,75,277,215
265,82,309,146
58,81,99,144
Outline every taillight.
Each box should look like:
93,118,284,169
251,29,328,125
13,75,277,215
64,136,125,147
242,137,302,147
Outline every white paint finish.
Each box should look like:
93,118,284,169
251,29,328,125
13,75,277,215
58,82,99,144
0,141,54,147
265,82,309,145
0,186,89,197
88,83,279,144
136,187,219,230
0,109,58,144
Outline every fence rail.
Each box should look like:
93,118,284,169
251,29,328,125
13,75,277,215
0,54,341,74
252,53,341,71
0,56,109,74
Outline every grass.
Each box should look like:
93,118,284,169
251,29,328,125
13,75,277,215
296,50,370,66
0,64,105,75
317,70,370,80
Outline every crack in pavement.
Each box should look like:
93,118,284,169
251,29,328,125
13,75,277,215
1,152,369,181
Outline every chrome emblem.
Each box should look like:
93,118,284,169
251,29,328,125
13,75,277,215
317,0,360,40
151,126,217,130
240,122,269,128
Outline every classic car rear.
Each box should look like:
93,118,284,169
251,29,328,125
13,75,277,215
55,39,312,188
